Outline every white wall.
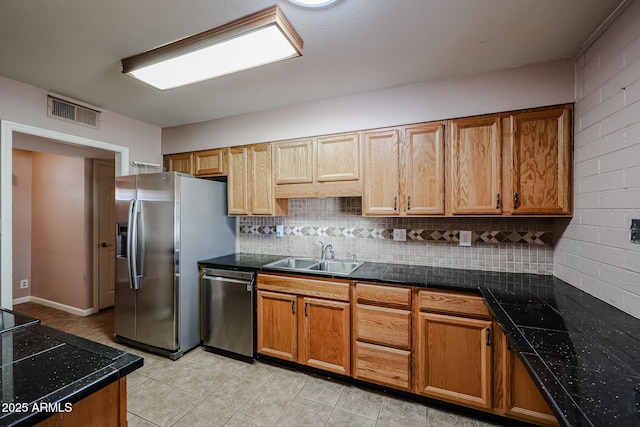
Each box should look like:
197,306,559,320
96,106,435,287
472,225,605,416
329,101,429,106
0,75,162,171
163,59,575,153
555,0,640,318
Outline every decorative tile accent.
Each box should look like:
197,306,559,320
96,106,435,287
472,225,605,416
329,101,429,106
238,197,556,275
240,225,552,246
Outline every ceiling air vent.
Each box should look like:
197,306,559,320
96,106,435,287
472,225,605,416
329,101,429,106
47,96,101,129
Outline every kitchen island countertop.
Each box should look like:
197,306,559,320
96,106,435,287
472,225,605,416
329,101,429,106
0,309,143,426
200,253,640,427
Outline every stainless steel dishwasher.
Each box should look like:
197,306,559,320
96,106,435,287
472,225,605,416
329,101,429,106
201,268,255,359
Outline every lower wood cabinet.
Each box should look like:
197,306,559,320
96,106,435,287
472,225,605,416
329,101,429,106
256,274,350,376
256,290,297,362
353,283,412,391
299,297,350,375
35,378,127,427
416,311,493,410
495,325,559,426
258,278,560,426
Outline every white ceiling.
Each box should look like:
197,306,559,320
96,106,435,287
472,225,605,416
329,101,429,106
0,0,627,129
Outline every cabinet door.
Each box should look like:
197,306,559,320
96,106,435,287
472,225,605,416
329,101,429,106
417,312,492,411
316,133,360,182
257,291,297,362
165,153,193,174
299,297,350,376
402,122,445,215
510,107,571,215
449,116,501,215
499,340,559,426
363,129,400,216
194,149,226,176
227,147,249,215
249,144,275,215
273,139,313,184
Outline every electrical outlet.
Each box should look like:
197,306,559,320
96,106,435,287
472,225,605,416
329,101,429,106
393,228,407,241
459,230,472,247
20,279,29,289
275,224,284,238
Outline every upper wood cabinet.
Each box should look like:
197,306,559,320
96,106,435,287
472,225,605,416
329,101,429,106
227,147,249,215
448,115,502,215
316,133,360,182
165,104,571,217
402,123,446,215
227,144,288,216
164,152,193,174
273,139,313,184
273,133,361,199
165,149,227,177
363,128,400,215
363,122,445,216
194,148,226,177
504,105,572,215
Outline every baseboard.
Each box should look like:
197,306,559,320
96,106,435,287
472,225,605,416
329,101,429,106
12,296,31,305
14,296,96,317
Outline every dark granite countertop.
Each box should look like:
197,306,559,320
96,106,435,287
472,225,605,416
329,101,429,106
0,309,143,427
200,253,640,427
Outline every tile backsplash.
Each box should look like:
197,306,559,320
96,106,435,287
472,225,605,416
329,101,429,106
239,197,554,275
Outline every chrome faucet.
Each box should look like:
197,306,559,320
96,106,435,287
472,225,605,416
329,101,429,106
319,241,335,261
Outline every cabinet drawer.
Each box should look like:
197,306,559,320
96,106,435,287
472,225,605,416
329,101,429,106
353,341,411,391
355,304,411,349
355,283,411,308
257,273,350,302
419,289,490,319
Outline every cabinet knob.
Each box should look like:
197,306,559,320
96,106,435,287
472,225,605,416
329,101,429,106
291,300,295,314
513,192,519,209
496,193,501,210
393,196,397,211
407,195,411,210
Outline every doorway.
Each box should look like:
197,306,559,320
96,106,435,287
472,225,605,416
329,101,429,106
1,120,129,310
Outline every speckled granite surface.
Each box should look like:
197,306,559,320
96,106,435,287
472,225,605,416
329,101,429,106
0,309,143,427
200,253,640,427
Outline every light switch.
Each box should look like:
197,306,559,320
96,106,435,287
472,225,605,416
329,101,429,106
275,224,284,238
393,229,406,241
459,230,472,247
631,220,640,243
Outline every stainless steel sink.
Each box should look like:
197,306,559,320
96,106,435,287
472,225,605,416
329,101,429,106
308,260,363,274
267,257,318,270
264,257,364,276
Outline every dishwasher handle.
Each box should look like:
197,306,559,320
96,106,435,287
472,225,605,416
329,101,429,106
202,274,253,286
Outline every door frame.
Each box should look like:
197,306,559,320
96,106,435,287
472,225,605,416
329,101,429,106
1,120,129,309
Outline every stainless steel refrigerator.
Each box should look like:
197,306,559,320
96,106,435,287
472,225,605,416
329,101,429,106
114,172,236,360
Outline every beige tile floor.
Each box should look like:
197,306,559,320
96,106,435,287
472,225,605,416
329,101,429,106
14,302,506,427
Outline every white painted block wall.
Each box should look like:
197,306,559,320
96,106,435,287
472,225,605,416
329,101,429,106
555,0,640,318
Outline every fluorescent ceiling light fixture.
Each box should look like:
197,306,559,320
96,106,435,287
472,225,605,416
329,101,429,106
288,0,338,7
122,6,303,90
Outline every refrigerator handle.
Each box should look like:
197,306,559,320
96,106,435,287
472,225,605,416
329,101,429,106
129,199,142,290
